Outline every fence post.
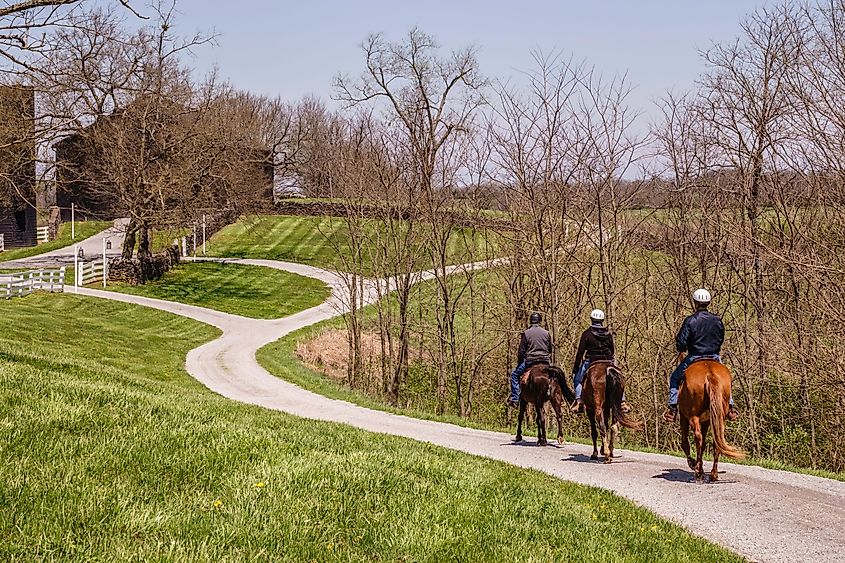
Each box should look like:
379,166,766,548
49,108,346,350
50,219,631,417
71,203,75,240
202,214,207,255
74,244,79,293
59,266,66,292
0,233,4,253
102,237,107,288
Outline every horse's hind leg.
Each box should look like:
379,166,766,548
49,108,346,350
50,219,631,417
536,400,547,446
680,416,694,471
550,396,564,444
691,417,705,483
702,420,719,482
588,411,599,460
597,410,611,463
609,422,619,459
515,398,526,442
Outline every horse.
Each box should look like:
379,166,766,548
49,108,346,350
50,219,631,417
678,359,744,482
582,361,641,463
515,364,576,446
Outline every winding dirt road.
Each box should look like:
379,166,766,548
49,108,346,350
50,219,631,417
75,257,845,563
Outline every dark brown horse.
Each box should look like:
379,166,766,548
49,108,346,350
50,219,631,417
515,364,576,446
582,361,641,462
679,359,744,482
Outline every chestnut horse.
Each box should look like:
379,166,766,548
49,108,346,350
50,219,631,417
679,359,744,482
582,361,641,462
515,364,576,446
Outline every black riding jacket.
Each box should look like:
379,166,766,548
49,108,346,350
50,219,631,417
572,324,615,374
518,324,552,366
676,309,724,356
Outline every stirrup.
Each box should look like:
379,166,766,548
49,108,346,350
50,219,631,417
570,400,583,413
662,407,677,423
620,401,631,414
727,406,739,421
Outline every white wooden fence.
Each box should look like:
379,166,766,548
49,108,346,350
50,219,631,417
36,226,49,244
0,233,4,253
75,259,106,287
1,267,66,299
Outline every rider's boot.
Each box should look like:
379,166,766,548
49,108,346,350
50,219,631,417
620,400,632,414
662,404,678,423
727,405,739,421
506,398,519,409
570,399,583,413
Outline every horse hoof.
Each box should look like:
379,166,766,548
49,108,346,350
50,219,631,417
538,440,547,447
709,473,719,483
603,458,611,464
687,458,696,471
590,454,598,461
514,436,522,443
695,474,705,484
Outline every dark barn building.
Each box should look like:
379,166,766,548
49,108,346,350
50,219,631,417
0,84,37,249
54,104,276,222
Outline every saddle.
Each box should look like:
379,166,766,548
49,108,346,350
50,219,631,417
520,363,550,386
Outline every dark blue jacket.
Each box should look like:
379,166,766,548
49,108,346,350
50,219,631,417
676,310,724,356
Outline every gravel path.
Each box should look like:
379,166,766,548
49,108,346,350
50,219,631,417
75,257,845,563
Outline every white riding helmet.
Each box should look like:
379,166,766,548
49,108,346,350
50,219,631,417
590,309,605,321
692,288,712,304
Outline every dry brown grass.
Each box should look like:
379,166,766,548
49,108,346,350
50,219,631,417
296,329,383,383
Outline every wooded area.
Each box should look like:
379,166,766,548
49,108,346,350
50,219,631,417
304,4,845,472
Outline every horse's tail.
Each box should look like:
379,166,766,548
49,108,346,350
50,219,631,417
606,365,641,430
546,366,575,404
707,366,744,459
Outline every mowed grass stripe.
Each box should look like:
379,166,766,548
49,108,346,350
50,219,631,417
101,261,329,319
0,294,741,562
207,215,499,275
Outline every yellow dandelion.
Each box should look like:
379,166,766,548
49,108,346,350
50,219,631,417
254,482,266,488
327,543,334,551
213,499,223,509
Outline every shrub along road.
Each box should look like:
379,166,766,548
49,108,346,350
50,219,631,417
74,257,845,563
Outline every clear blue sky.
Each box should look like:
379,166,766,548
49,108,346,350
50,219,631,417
164,0,765,120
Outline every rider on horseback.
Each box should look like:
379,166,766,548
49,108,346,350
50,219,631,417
506,312,552,408
662,289,739,423
569,309,630,414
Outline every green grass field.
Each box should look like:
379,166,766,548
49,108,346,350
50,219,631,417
0,221,111,263
207,215,498,275
0,293,742,561
102,260,329,319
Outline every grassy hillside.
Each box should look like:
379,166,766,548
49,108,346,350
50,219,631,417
0,293,740,561
0,221,111,263
207,215,498,275
102,260,329,319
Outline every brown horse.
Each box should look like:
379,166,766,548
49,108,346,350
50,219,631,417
515,364,576,446
582,361,641,462
679,359,744,482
